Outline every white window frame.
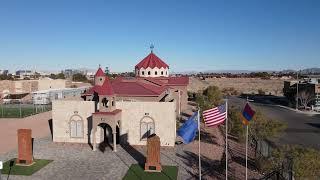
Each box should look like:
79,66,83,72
140,116,155,141
70,115,84,138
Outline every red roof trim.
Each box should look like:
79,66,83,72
93,109,122,115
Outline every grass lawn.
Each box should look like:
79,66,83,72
0,159,53,176
0,105,51,118
123,164,178,180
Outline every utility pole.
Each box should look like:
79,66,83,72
296,71,299,110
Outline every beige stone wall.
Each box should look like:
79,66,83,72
38,79,70,90
0,80,38,99
52,100,176,147
0,80,15,98
117,101,176,147
52,100,95,143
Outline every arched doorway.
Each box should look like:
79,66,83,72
96,122,121,152
97,123,114,152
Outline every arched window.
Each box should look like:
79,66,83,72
102,97,109,108
142,71,145,75
140,116,155,140
155,71,158,75
70,115,83,138
166,71,168,75
161,71,163,75
148,71,151,75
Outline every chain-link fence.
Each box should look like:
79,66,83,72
0,103,52,118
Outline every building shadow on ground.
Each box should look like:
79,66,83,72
48,119,53,140
87,116,93,149
120,133,146,168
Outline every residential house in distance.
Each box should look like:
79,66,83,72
0,69,9,75
52,50,189,151
15,70,34,79
283,78,320,111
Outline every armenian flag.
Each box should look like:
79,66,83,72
242,103,255,125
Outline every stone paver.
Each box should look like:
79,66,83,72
0,136,198,180
0,111,52,154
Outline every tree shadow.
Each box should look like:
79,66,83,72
195,130,219,146
176,151,225,179
120,133,146,168
48,119,53,140
231,155,256,171
306,123,320,129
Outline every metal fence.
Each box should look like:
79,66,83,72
0,103,52,118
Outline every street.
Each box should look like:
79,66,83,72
229,96,320,150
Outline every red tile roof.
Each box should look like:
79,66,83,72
86,76,114,95
141,76,189,86
112,80,167,97
135,52,169,69
93,109,122,115
95,68,105,76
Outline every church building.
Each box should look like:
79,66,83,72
52,49,189,151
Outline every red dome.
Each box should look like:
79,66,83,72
135,52,169,69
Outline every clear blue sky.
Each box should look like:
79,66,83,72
0,0,319,73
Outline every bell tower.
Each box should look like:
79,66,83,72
94,65,106,86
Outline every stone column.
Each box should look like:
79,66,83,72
113,132,117,152
93,128,96,151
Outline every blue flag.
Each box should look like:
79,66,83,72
177,111,198,144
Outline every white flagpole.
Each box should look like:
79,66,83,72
225,99,228,180
245,125,248,180
245,96,249,180
198,107,201,180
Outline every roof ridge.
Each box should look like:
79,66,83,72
136,81,165,94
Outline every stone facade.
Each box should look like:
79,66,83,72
117,101,176,146
52,101,95,143
52,100,176,147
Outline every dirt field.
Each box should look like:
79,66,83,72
0,111,51,154
188,77,285,96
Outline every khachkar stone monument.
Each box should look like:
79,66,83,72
16,129,33,165
144,134,162,172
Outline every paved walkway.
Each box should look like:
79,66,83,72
0,111,51,155
0,136,198,180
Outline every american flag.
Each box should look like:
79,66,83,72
203,104,227,127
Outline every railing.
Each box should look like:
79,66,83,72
0,103,52,118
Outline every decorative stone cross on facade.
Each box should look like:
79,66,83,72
144,134,162,172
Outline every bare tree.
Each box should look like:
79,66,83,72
297,90,314,109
